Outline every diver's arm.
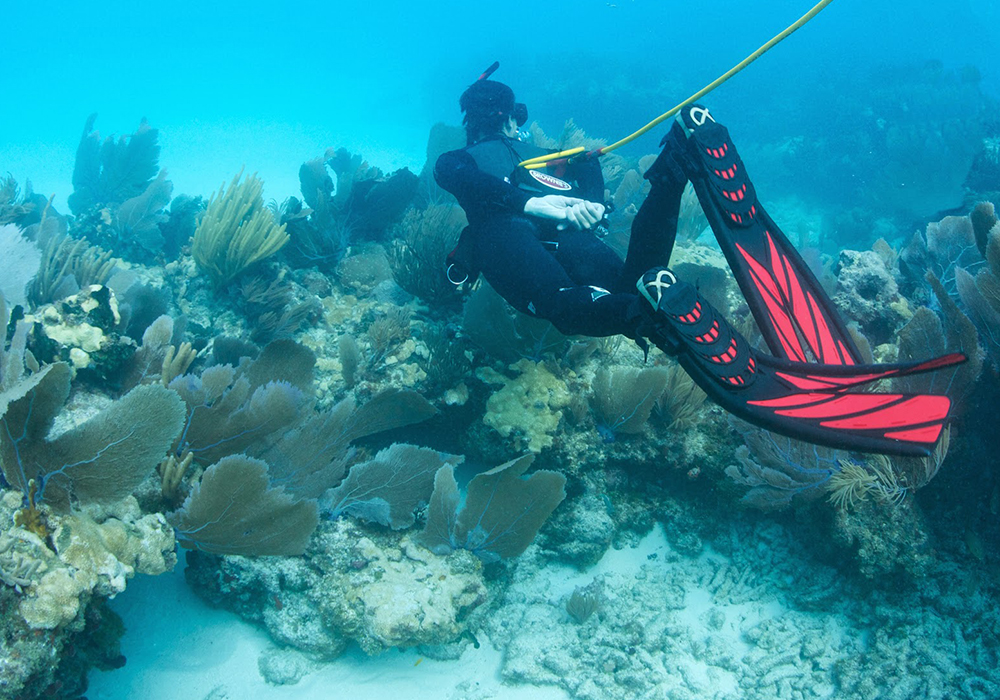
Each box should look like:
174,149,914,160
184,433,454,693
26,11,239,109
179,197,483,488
434,149,532,218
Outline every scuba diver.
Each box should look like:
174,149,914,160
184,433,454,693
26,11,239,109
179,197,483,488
434,64,964,458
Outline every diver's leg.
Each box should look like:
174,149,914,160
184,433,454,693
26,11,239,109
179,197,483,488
553,228,624,290
472,218,644,337
618,121,691,289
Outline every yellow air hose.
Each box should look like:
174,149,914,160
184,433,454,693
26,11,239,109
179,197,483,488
519,0,836,170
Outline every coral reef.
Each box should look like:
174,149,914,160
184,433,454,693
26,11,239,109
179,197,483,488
833,249,911,344
0,489,173,698
4,100,1000,700
485,510,1000,700
185,518,488,657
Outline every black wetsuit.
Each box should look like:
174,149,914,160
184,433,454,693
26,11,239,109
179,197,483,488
434,134,686,337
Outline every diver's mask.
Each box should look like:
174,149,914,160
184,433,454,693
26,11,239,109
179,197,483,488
512,102,528,127
513,103,529,140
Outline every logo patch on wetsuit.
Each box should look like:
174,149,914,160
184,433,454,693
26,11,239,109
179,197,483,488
529,170,572,191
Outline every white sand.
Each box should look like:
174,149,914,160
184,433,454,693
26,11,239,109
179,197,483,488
88,525,785,700
86,550,570,700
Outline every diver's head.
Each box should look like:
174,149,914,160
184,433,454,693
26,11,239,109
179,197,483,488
460,76,528,145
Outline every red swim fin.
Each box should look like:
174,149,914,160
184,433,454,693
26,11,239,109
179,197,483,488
637,269,961,457
677,104,862,366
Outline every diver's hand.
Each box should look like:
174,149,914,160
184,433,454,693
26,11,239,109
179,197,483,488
524,195,605,230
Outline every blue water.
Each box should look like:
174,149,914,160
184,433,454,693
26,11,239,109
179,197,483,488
2,0,996,210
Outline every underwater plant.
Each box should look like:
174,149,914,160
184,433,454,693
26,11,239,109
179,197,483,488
725,426,842,511
895,271,982,400
277,155,350,271
0,174,45,228
827,455,909,510
0,337,185,513
235,273,320,345
899,214,985,301
565,582,602,624
417,454,566,561
590,365,670,441
323,443,460,529
280,148,418,272
260,387,438,500
653,362,707,430
388,203,466,307
66,115,179,261
168,455,319,556
167,339,315,467
191,171,289,287
167,382,438,554
956,202,1000,370
67,115,161,215
27,233,116,308
365,306,411,369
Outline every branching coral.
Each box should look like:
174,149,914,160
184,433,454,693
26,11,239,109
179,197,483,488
0,534,43,589
389,204,466,306
27,233,117,308
192,171,289,287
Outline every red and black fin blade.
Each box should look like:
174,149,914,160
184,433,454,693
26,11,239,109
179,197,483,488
674,351,952,458
677,104,862,366
755,351,968,391
640,270,955,457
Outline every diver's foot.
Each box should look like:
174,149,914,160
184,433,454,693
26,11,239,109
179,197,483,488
636,266,678,313
676,103,758,225
675,103,718,138
629,267,683,355
643,104,720,188
643,122,689,189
